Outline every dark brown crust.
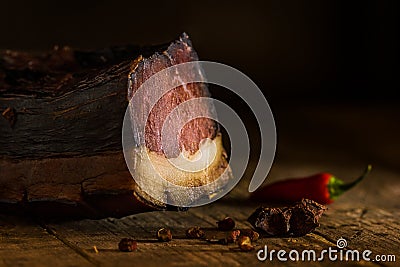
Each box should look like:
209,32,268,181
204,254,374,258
0,44,169,159
128,33,218,155
0,44,167,96
0,151,157,219
0,35,185,217
0,61,130,159
0,33,228,218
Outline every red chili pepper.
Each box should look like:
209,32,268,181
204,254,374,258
250,165,371,204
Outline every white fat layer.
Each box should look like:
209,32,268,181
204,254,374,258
130,135,231,207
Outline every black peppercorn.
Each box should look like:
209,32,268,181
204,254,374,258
217,217,235,231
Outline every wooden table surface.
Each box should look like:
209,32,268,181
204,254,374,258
1,102,399,266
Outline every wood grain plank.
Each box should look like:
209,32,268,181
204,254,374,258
2,159,398,267
41,201,391,266
0,215,94,267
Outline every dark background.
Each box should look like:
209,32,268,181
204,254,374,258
1,0,399,173
1,0,399,102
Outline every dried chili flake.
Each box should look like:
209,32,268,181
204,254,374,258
118,238,137,252
237,236,254,251
186,226,205,239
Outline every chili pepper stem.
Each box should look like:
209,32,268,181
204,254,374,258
328,165,372,200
